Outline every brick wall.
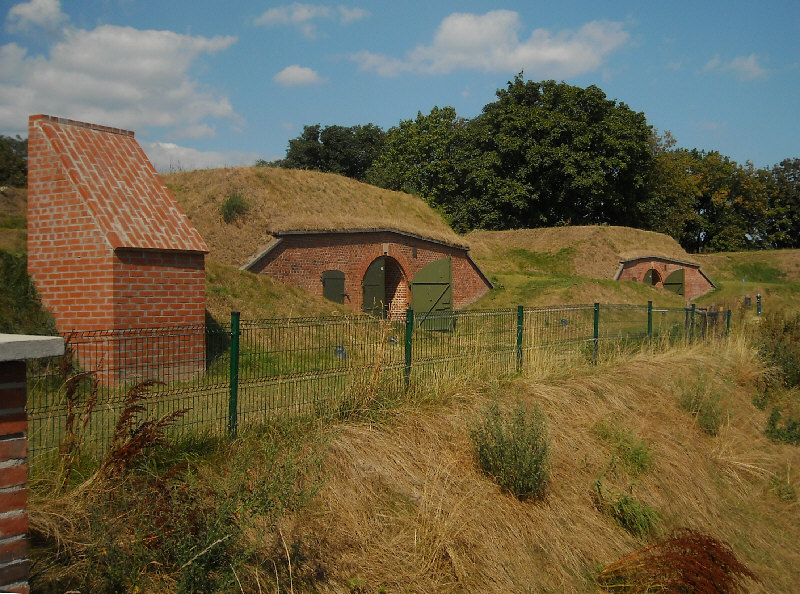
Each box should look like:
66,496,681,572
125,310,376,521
27,122,115,332
0,361,30,594
249,231,491,313
617,258,714,301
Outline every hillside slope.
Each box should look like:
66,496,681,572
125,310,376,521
271,340,798,592
164,167,464,268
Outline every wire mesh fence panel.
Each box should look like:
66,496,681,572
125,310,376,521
26,303,733,465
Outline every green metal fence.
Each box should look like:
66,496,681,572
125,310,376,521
26,303,731,461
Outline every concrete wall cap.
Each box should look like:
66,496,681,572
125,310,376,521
0,335,64,362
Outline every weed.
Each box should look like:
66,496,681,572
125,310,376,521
220,191,249,223
598,528,758,592
594,480,660,538
470,400,550,500
594,421,653,476
765,409,800,445
678,379,724,436
754,311,800,388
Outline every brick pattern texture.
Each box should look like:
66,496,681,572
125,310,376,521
617,257,714,301
0,361,30,594
27,115,208,381
249,231,492,316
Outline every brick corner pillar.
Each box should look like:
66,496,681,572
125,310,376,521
0,335,65,594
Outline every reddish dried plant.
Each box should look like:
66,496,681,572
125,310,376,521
598,528,758,593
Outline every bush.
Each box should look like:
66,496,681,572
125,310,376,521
220,191,249,223
755,312,800,388
470,400,550,500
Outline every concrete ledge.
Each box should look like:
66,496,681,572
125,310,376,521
0,335,64,363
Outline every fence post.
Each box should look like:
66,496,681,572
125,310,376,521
593,303,600,365
690,304,696,342
404,308,414,390
726,309,732,337
516,305,524,373
647,301,653,342
229,311,240,437
757,293,762,316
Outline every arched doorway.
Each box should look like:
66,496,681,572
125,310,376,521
643,268,663,286
362,256,408,318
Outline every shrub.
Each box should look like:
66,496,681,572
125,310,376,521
470,400,550,500
755,312,800,388
221,191,249,223
598,528,758,592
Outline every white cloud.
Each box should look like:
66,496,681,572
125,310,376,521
338,6,369,23
351,10,629,78
142,141,260,173
254,3,368,38
274,64,325,86
703,53,767,80
0,24,239,136
6,0,67,32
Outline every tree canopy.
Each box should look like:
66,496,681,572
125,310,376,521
0,135,27,187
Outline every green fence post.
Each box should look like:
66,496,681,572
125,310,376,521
647,300,653,342
690,304,696,342
726,309,732,337
229,311,240,437
516,305,524,373
593,303,600,365
757,293,762,316
404,308,414,390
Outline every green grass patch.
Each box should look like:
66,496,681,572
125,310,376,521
594,421,653,477
595,480,660,538
731,261,787,284
506,247,575,276
678,377,725,436
0,249,57,335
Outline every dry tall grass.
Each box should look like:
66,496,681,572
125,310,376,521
260,335,798,592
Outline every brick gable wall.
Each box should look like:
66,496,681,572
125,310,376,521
27,115,208,382
249,231,491,313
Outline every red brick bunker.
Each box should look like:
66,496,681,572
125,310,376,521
245,229,493,319
615,256,715,301
27,115,209,380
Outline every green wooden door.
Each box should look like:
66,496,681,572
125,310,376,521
411,258,453,331
664,269,685,296
322,270,345,303
362,257,386,317
643,269,654,285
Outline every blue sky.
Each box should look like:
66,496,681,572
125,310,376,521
2,0,798,171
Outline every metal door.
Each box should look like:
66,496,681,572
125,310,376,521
664,269,685,296
322,270,345,303
411,258,453,330
643,269,654,285
362,257,386,317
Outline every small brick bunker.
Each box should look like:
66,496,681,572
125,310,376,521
27,115,208,379
615,256,715,300
245,229,492,320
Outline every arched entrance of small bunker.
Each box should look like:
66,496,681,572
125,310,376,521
643,268,663,286
361,256,408,318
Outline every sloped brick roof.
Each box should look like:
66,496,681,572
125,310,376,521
30,115,208,253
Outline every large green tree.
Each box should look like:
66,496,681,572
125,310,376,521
767,158,800,249
368,76,654,231
281,123,385,181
